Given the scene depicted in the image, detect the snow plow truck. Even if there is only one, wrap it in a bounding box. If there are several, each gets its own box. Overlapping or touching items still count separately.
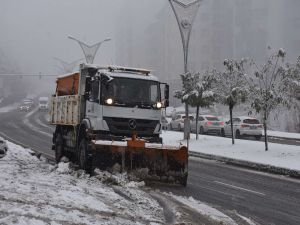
[49,63,188,186]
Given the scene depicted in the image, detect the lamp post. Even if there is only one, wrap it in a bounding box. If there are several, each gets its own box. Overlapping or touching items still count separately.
[53,57,84,73]
[169,0,201,140]
[68,36,111,64]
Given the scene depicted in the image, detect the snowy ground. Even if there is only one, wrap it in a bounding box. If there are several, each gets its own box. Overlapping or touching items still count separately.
[267,130,300,139]
[0,103,18,113]
[0,141,240,225]
[162,131,300,171]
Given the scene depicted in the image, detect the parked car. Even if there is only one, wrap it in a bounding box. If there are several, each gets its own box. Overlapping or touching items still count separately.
[223,116,263,140]
[169,114,194,131]
[191,115,224,135]
[0,137,8,157]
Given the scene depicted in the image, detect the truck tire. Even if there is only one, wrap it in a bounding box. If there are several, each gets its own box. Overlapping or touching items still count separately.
[220,128,225,137]
[78,138,93,173]
[236,130,241,139]
[180,174,188,187]
[199,126,204,134]
[55,134,64,163]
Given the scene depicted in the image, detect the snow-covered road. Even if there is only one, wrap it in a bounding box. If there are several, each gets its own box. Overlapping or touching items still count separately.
[0,141,239,225]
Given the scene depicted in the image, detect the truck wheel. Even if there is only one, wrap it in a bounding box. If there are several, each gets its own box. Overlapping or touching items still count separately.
[199,126,204,134]
[180,174,188,187]
[55,134,64,163]
[236,130,241,139]
[255,135,262,140]
[220,128,225,137]
[78,138,93,173]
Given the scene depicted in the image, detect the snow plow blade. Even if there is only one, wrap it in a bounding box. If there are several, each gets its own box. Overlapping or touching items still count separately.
[91,139,188,186]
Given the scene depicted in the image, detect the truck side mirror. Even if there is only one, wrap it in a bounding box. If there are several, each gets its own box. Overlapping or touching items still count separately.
[164,84,169,107]
[101,73,114,85]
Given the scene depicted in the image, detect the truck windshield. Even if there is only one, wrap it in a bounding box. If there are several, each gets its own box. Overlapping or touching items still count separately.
[101,77,160,108]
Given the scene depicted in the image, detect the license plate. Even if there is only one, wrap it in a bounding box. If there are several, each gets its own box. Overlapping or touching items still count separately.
[250,126,256,129]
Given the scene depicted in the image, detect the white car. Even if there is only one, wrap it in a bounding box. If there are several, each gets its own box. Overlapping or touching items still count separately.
[169,114,194,131]
[0,137,8,157]
[223,116,263,140]
[191,115,224,135]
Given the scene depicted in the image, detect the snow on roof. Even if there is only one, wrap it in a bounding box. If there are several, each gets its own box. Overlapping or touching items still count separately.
[57,64,159,82]
[234,116,259,120]
[57,72,79,79]
[200,114,218,117]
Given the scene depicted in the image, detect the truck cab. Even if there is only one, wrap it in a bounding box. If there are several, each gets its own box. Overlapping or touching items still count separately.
[82,65,169,143]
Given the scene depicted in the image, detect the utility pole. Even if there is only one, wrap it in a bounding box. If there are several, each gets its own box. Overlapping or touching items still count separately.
[68,36,111,64]
[169,0,201,140]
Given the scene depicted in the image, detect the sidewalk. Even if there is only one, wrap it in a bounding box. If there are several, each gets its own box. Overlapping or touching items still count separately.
[162,131,300,177]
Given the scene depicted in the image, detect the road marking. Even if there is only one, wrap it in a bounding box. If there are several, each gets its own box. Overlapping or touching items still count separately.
[214,181,266,196]
[23,117,52,138]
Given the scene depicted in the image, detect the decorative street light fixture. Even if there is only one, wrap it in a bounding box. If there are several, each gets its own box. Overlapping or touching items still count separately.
[68,36,111,64]
[53,57,83,73]
[169,0,201,140]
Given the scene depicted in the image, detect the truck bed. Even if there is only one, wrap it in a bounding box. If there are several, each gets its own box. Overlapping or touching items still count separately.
[49,95,80,126]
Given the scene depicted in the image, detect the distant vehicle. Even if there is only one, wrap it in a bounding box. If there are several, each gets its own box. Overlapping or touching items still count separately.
[0,137,8,157]
[169,114,194,131]
[19,102,34,111]
[191,115,224,135]
[223,116,263,140]
[23,98,35,106]
[38,97,49,111]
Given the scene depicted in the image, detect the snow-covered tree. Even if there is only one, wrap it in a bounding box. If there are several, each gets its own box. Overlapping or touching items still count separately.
[214,59,249,144]
[188,70,216,140]
[281,56,300,132]
[247,48,298,151]
[174,72,195,106]
[174,71,217,140]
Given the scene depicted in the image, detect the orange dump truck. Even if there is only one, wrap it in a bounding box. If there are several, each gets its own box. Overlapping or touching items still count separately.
[49,64,188,186]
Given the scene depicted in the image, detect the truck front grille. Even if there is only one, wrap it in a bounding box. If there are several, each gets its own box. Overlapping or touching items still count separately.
[103,117,159,137]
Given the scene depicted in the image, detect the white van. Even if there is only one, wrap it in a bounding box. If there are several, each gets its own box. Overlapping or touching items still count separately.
[38,97,49,111]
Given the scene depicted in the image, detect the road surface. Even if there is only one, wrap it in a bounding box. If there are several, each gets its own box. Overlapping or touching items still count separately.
[1,107,300,225]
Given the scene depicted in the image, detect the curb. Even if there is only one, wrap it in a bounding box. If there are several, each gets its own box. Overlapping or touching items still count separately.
[268,135,300,142]
[189,151,300,179]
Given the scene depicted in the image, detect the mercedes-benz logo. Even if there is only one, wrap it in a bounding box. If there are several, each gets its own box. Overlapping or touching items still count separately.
[128,119,137,130]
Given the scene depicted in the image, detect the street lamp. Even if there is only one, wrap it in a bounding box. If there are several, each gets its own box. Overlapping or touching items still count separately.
[53,57,84,73]
[169,0,201,140]
[68,36,111,64]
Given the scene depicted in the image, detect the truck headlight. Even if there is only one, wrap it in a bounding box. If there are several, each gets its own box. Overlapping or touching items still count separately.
[156,102,162,109]
[106,98,113,105]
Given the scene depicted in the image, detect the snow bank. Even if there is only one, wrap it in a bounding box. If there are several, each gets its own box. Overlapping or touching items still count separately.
[167,194,238,225]
[162,131,300,171]
[0,141,165,225]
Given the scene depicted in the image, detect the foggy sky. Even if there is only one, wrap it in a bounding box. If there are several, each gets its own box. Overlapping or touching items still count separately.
[0,0,164,74]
